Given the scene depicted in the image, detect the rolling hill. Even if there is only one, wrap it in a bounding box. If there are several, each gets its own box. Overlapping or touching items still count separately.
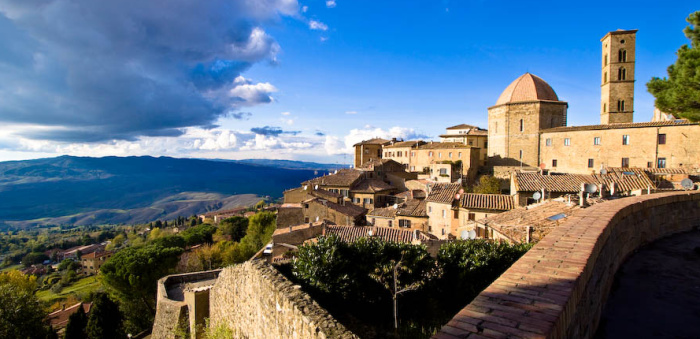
[0,156,322,227]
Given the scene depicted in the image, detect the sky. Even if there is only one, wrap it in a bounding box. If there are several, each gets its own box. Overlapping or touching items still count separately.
[0,0,697,164]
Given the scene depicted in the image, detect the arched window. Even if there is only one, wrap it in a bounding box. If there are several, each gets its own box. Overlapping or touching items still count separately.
[604,71,608,83]
[519,119,524,132]
[604,54,608,66]
[603,103,607,112]
[618,67,626,80]
[618,49,627,62]
[617,100,625,112]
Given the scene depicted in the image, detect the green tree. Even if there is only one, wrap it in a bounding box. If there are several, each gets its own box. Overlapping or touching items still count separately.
[180,224,216,246]
[99,243,182,330]
[86,293,124,339]
[64,305,88,339]
[0,270,52,338]
[218,216,248,242]
[21,252,49,267]
[472,175,502,194]
[647,11,700,122]
[292,236,354,295]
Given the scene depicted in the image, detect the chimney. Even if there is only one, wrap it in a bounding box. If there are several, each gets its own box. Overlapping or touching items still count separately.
[62,304,66,311]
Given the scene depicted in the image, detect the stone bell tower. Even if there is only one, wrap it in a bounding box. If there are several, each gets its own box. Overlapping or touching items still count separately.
[600,29,637,124]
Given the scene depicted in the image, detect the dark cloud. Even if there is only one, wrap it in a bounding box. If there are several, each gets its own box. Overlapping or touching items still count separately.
[0,0,298,142]
[229,112,253,120]
[315,131,326,136]
[251,126,300,136]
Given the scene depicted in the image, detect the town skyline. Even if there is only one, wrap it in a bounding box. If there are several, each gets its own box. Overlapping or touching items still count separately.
[0,1,696,163]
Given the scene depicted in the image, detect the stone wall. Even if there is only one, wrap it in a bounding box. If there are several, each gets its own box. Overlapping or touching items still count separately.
[209,260,358,339]
[433,191,700,339]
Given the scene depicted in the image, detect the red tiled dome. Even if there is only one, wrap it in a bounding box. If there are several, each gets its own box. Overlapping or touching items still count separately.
[495,73,560,106]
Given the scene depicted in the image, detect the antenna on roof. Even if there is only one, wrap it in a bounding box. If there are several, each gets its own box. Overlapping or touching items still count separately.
[393,203,399,209]
[681,178,694,190]
[314,185,319,190]
[303,185,308,191]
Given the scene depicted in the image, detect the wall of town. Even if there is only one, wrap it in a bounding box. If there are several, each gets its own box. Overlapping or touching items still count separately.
[540,124,700,174]
[209,260,358,339]
[354,143,383,168]
[426,201,457,239]
[432,191,700,339]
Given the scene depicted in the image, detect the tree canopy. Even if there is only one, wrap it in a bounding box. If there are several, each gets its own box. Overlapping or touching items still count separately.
[472,175,502,194]
[647,11,700,122]
[0,270,52,338]
[86,293,124,339]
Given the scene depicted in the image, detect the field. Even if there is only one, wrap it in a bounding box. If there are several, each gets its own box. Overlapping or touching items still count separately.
[36,275,103,303]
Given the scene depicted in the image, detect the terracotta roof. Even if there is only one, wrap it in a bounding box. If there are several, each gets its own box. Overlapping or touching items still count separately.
[353,138,391,146]
[459,194,515,211]
[397,199,428,217]
[80,251,112,260]
[439,130,488,137]
[446,124,481,130]
[541,120,696,133]
[643,167,688,175]
[303,169,363,187]
[351,179,394,193]
[310,188,343,200]
[495,73,561,106]
[416,142,472,150]
[48,303,92,329]
[357,158,402,169]
[514,168,655,193]
[367,206,397,218]
[425,182,462,204]
[325,225,437,243]
[383,140,426,148]
[479,201,580,243]
[319,199,367,218]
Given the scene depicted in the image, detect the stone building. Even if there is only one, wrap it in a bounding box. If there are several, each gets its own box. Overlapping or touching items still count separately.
[366,199,429,232]
[425,182,462,239]
[439,124,489,165]
[353,138,391,168]
[487,72,568,168]
[80,251,113,275]
[601,30,636,124]
[302,197,367,226]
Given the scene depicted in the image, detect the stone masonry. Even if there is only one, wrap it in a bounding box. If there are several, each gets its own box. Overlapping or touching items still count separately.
[433,191,700,339]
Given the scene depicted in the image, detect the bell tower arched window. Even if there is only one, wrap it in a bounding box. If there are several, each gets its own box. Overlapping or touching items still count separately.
[519,119,524,132]
[618,67,626,80]
[617,100,625,112]
[618,49,627,62]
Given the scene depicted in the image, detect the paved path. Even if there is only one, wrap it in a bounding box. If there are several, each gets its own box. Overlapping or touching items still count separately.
[595,229,700,338]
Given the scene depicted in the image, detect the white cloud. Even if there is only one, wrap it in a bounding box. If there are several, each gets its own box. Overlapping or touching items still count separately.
[302,5,308,13]
[345,111,357,114]
[281,111,291,116]
[309,20,328,31]
[324,126,430,155]
[326,1,336,8]
[227,76,278,105]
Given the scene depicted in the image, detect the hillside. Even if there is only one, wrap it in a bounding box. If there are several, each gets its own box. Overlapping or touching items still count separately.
[0,156,319,225]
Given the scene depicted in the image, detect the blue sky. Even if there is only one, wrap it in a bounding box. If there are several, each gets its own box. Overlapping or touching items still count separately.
[0,1,696,164]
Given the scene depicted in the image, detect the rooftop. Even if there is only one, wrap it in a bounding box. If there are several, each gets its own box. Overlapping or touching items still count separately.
[514,168,655,193]
[325,225,437,243]
[459,193,515,211]
[352,138,391,146]
[351,179,395,193]
[495,73,562,106]
[383,140,426,148]
[425,182,462,204]
[416,142,473,150]
[541,120,696,133]
[479,200,581,243]
[303,169,363,187]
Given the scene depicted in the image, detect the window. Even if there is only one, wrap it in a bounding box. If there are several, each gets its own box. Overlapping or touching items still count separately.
[411,151,415,157]
[621,158,629,167]
[618,67,626,80]
[363,198,371,205]
[458,152,462,157]
[594,137,601,145]
[428,206,432,213]
[546,138,552,146]
[371,218,376,225]
[399,219,411,228]
[388,220,393,227]
[442,228,445,235]
[495,122,498,133]
[410,166,415,171]
[552,159,558,167]
[442,210,446,218]
[588,159,594,168]
[647,161,653,168]
[439,168,448,175]
[604,71,608,83]
[438,152,442,158]
[449,152,452,158]
[603,103,607,112]
[341,189,349,197]
[604,54,608,66]
[519,119,524,132]
[484,141,488,148]
[468,213,476,221]
[658,134,667,145]
[429,151,433,157]
[617,100,625,112]
[453,210,459,219]
[469,140,474,146]
[564,138,571,146]
[618,49,627,62]
[657,158,667,168]
[622,135,629,145]
[364,149,369,154]
[304,217,309,223]
[519,150,523,159]
[397,151,402,157]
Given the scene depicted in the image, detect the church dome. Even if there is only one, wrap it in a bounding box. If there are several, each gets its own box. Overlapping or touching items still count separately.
[495,73,560,106]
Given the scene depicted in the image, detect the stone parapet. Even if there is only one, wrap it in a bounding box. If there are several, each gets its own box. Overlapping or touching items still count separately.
[433,191,700,339]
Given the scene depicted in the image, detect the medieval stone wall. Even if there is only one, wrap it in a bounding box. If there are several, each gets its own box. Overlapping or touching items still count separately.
[209,260,358,339]
[432,191,700,339]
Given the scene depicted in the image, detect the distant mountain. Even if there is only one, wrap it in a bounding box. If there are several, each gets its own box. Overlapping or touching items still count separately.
[228,159,350,171]
[0,156,318,225]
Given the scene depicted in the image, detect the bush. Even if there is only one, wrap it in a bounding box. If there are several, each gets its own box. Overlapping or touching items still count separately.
[181,224,216,246]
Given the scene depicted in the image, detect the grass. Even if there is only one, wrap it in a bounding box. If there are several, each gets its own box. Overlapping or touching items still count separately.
[36,275,103,303]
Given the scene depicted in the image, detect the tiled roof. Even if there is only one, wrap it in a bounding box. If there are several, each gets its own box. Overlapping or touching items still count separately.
[322,200,367,218]
[353,138,391,146]
[357,158,402,169]
[495,73,561,106]
[80,251,112,260]
[416,142,472,150]
[367,206,397,218]
[303,169,363,187]
[383,140,426,148]
[325,225,437,243]
[397,199,428,217]
[425,182,462,203]
[351,179,394,193]
[514,168,655,193]
[439,130,488,137]
[541,120,696,133]
[446,124,481,130]
[479,201,580,243]
[642,167,688,175]
[459,194,515,211]
[310,188,343,200]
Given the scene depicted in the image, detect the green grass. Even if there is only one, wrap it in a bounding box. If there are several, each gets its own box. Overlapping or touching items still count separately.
[36,275,103,303]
